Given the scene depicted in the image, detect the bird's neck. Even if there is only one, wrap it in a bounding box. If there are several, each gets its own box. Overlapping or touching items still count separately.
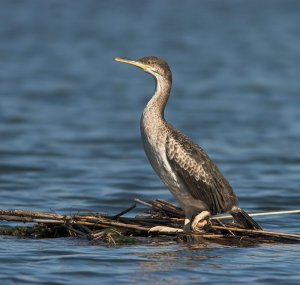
[143,75,172,122]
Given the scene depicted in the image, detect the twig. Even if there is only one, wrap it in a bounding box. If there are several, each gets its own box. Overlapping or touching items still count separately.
[134,199,153,208]
[64,224,87,238]
[0,210,67,220]
[212,209,300,220]
[0,210,151,232]
[210,225,300,239]
[112,203,136,220]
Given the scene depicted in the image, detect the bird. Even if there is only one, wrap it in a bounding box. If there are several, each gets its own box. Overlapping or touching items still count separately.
[115,56,262,233]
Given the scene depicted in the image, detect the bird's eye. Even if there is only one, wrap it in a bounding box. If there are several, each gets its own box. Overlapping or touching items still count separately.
[147,61,151,64]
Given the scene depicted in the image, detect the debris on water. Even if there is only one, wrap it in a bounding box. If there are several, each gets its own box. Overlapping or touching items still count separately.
[1,200,300,246]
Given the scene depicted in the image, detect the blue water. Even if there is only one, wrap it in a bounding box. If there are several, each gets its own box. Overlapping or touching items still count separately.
[1,1,300,284]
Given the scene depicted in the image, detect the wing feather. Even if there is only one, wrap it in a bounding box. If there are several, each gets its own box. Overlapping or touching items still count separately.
[166,125,238,214]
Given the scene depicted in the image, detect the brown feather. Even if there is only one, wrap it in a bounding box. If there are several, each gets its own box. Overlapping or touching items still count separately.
[165,123,238,215]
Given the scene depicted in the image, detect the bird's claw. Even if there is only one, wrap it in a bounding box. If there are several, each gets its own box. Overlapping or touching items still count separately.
[191,219,208,232]
[190,210,211,232]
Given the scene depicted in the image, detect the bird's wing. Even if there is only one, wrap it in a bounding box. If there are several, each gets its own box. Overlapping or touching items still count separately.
[165,125,237,214]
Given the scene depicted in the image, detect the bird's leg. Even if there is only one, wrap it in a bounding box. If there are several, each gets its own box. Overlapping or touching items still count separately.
[191,211,210,232]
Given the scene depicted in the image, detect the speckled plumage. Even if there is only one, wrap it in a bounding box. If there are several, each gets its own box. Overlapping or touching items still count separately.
[165,125,238,215]
[117,56,262,231]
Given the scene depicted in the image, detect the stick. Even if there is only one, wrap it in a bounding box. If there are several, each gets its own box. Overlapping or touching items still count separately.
[210,225,300,239]
[112,203,136,220]
[0,209,67,220]
[134,198,153,208]
[212,209,300,220]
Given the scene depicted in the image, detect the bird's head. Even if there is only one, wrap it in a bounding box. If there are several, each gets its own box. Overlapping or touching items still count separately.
[115,56,172,82]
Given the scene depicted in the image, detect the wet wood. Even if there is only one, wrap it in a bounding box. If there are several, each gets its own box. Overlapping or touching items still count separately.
[0,199,300,245]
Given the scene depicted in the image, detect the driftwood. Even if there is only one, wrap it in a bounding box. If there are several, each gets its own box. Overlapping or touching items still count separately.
[0,199,300,246]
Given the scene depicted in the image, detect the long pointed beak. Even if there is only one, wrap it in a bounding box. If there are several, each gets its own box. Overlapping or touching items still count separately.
[115,57,150,71]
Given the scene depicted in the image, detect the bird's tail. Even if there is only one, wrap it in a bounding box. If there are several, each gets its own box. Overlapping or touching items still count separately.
[231,208,262,230]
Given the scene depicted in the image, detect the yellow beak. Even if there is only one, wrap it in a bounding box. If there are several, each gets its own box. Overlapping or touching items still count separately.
[115,57,150,71]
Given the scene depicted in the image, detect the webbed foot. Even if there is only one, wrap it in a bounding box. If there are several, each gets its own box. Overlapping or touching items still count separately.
[191,211,211,232]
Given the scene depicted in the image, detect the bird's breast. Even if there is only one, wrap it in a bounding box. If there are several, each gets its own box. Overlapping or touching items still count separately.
[140,115,178,190]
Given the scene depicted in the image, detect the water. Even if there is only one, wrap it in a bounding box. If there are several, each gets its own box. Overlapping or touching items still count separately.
[0,0,300,284]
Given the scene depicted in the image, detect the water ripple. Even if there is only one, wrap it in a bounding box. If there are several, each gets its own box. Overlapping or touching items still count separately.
[0,0,300,284]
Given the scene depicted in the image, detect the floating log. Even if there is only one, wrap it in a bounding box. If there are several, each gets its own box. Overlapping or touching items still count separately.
[0,199,300,245]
